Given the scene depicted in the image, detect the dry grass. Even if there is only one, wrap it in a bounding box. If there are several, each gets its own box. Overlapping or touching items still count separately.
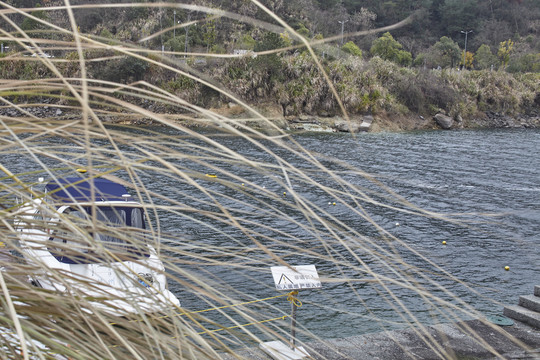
[0,1,534,359]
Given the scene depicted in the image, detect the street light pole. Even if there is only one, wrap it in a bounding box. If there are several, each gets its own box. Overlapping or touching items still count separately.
[461,30,473,69]
[184,13,191,58]
[338,20,349,46]
[174,10,176,38]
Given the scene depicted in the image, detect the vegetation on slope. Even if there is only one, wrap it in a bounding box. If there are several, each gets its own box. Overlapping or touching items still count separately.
[0,0,539,128]
[1,2,539,359]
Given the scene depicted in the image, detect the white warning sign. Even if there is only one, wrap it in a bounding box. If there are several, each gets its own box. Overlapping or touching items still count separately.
[271,265,322,291]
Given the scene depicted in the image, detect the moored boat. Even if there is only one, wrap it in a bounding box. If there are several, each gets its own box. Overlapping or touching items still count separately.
[14,173,180,316]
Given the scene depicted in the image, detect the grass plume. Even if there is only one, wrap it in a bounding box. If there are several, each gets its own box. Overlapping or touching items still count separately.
[0,1,535,359]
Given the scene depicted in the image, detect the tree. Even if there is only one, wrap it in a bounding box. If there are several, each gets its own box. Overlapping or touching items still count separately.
[371,32,399,59]
[316,0,341,11]
[370,32,412,66]
[440,0,480,35]
[240,34,257,50]
[203,15,217,53]
[475,44,498,70]
[252,32,285,83]
[20,4,47,31]
[295,23,310,38]
[461,51,474,69]
[164,36,185,53]
[350,7,377,31]
[498,39,514,69]
[429,36,461,68]
[507,53,540,73]
[342,41,362,57]
[280,31,292,47]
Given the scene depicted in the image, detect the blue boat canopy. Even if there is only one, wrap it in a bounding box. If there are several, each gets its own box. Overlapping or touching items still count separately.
[45,177,130,202]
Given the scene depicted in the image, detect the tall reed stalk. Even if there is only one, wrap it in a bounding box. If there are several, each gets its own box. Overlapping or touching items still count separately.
[0,1,531,359]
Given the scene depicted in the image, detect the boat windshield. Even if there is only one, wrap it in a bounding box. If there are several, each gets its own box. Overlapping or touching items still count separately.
[49,206,150,264]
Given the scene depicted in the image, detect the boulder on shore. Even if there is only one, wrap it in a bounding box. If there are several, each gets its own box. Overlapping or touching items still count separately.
[334,115,372,133]
[434,113,454,129]
[334,119,361,133]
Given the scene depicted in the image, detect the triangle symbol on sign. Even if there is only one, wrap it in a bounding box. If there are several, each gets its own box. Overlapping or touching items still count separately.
[278,273,294,284]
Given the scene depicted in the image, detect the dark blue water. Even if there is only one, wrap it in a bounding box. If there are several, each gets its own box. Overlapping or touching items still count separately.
[154,128,539,342]
[3,127,539,344]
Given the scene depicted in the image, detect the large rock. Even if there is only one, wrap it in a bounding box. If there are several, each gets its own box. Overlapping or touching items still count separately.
[434,113,454,129]
[333,118,366,133]
[359,115,373,131]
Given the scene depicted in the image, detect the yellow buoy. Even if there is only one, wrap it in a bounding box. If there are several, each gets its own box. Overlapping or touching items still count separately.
[332,202,336,206]
[283,192,286,196]
[76,168,87,173]
[442,241,447,245]
[205,174,217,178]
[504,266,510,271]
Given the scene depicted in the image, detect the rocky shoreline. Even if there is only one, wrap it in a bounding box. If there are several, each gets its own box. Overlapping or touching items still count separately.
[1,104,539,133]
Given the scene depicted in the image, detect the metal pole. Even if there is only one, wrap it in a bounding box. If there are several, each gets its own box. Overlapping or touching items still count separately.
[184,14,190,58]
[338,20,348,46]
[461,30,473,69]
[290,294,297,349]
[173,10,176,38]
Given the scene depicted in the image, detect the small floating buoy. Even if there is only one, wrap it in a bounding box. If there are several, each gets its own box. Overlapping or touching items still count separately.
[241,183,244,186]
[332,202,336,206]
[442,241,447,245]
[205,174,217,178]
[283,192,287,196]
[76,168,87,173]
[504,266,510,271]
[395,222,400,226]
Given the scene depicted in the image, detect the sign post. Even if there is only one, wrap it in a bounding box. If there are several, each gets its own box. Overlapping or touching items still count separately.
[259,265,321,360]
[290,293,297,348]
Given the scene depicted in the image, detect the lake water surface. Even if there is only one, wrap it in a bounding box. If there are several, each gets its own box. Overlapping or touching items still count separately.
[159,128,539,340]
[5,127,539,342]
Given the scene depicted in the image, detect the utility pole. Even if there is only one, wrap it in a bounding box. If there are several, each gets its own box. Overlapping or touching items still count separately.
[173,10,176,38]
[461,30,473,69]
[338,19,349,46]
[184,13,191,58]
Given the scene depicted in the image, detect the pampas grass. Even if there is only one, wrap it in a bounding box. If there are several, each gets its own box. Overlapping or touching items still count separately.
[0,1,534,359]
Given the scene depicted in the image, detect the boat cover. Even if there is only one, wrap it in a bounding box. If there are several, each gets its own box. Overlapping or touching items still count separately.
[45,177,129,202]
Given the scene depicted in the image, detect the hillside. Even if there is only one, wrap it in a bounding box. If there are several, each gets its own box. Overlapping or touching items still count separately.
[0,0,539,131]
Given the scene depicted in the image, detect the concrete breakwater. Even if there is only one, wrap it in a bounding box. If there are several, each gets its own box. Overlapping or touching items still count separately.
[221,286,540,360]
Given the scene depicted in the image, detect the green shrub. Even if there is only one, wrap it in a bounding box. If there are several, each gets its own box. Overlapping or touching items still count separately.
[342,41,362,58]
[91,56,149,83]
[507,53,540,73]
[427,36,461,69]
[391,70,459,114]
[240,34,256,50]
[164,37,185,53]
[475,44,498,70]
[20,6,47,31]
[370,32,412,66]
[210,44,226,54]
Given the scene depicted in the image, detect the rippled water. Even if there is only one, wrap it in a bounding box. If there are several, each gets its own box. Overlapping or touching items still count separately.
[4,127,539,341]
[158,128,539,340]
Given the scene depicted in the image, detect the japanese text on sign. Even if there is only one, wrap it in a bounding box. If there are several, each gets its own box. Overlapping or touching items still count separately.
[270,265,322,291]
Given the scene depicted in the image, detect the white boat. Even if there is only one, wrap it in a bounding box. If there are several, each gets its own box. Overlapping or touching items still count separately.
[14,174,180,316]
